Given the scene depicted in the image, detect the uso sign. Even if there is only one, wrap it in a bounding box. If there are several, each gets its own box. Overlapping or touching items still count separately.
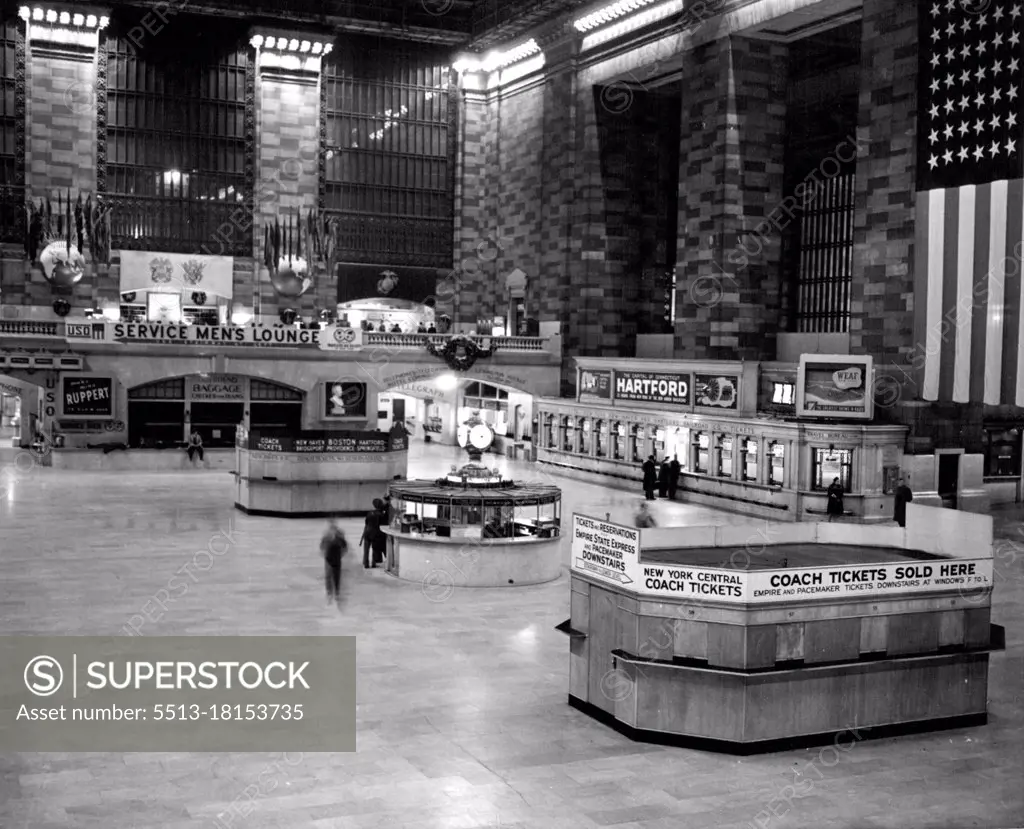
[61,375,114,418]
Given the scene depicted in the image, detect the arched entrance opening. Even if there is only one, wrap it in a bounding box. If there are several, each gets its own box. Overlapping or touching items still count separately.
[380,371,535,457]
[127,375,304,448]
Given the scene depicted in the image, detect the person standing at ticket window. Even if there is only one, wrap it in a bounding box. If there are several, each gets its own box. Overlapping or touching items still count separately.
[826,477,844,522]
[658,457,671,498]
[668,456,681,500]
[893,476,913,528]
[642,455,657,500]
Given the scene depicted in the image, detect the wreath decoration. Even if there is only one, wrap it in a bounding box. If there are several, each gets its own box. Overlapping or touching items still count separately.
[426,334,497,372]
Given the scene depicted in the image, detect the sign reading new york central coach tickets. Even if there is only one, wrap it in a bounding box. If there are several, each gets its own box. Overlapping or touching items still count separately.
[0,637,356,752]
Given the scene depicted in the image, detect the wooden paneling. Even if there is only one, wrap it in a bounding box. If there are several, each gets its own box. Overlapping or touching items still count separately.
[746,625,778,669]
[635,667,746,741]
[568,581,590,701]
[636,613,677,661]
[860,614,888,653]
[887,612,941,656]
[707,623,748,669]
[804,617,861,663]
[673,618,709,660]
[938,610,965,647]
[776,622,805,661]
[964,607,992,647]
[587,587,620,714]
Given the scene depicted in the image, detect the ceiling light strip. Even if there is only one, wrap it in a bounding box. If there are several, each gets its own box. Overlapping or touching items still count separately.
[574,0,663,32]
[19,6,108,29]
[250,34,333,55]
[580,0,684,50]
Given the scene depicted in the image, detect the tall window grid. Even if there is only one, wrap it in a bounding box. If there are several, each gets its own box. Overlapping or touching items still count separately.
[792,167,855,332]
[323,42,455,268]
[103,31,251,254]
[0,17,23,244]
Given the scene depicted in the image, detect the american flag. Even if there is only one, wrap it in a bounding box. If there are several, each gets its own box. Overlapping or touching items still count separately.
[915,0,1024,404]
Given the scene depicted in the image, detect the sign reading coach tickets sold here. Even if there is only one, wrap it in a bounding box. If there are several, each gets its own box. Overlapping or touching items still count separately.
[570,514,994,604]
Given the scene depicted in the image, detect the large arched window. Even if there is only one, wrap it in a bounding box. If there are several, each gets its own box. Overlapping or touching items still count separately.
[101,14,254,254]
[0,15,24,244]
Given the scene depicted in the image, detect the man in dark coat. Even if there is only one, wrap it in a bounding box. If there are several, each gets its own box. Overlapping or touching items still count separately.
[893,477,913,527]
[321,518,346,603]
[668,456,682,500]
[658,458,671,498]
[642,455,657,500]
[360,500,384,569]
[826,477,844,522]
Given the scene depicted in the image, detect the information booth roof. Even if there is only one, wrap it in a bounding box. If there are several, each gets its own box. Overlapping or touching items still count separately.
[389,479,561,507]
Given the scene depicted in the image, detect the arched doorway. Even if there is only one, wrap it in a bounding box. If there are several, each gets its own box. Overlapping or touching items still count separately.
[127,375,304,448]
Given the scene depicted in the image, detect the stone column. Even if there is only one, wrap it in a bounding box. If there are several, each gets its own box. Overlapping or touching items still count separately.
[676,35,788,361]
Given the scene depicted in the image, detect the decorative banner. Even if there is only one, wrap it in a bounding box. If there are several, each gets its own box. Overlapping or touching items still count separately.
[188,374,245,402]
[119,251,235,299]
[61,375,114,418]
[324,382,367,419]
[336,263,442,304]
[578,369,612,402]
[694,374,739,409]
[614,371,690,406]
[797,355,874,420]
[248,429,406,453]
[109,323,321,349]
[319,325,364,352]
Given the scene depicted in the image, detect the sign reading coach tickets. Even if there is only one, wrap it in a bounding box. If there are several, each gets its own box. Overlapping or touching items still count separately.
[570,514,640,587]
[0,636,356,752]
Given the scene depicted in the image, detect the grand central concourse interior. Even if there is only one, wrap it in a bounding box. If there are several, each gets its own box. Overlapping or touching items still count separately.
[1,0,1022,827]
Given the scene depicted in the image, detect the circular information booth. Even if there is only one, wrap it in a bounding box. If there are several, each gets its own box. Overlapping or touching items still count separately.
[382,470,563,588]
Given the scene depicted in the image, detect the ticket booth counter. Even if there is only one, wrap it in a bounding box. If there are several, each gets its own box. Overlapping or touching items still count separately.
[565,506,1002,753]
[382,480,563,587]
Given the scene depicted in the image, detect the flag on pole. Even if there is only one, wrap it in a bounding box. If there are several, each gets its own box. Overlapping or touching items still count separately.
[915,0,1024,405]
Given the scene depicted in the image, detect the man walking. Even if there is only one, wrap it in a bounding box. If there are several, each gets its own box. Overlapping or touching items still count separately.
[321,518,347,604]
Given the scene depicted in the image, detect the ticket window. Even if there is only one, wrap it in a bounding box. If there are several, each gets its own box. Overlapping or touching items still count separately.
[665,427,685,462]
[595,420,607,458]
[741,438,759,482]
[654,427,666,459]
[580,419,592,455]
[613,422,626,460]
[692,432,709,474]
[545,414,557,449]
[813,447,852,491]
[768,441,785,486]
[631,424,645,462]
[717,435,733,478]
[562,417,576,452]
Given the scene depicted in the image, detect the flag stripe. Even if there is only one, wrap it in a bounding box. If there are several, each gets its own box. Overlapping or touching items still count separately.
[969,183,992,405]
[1003,179,1023,406]
[953,186,975,403]
[922,189,945,401]
[939,189,960,402]
[984,180,1009,405]
[913,191,932,397]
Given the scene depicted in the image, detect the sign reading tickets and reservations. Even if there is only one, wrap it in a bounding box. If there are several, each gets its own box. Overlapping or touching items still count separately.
[570,515,993,604]
[60,376,114,418]
[613,371,690,405]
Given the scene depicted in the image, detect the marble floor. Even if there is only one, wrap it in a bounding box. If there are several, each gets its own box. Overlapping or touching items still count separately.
[0,441,1022,828]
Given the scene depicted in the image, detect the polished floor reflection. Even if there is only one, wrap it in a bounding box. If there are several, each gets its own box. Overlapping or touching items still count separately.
[0,442,1021,828]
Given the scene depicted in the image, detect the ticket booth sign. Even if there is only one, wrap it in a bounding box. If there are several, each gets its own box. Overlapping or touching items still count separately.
[796,355,874,420]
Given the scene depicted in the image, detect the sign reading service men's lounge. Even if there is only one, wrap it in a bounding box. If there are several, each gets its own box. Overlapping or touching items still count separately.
[61,376,114,418]
[614,371,690,405]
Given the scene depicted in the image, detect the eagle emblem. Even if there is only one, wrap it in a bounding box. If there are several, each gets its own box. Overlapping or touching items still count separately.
[181,259,206,285]
[149,257,174,284]
[377,270,398,295]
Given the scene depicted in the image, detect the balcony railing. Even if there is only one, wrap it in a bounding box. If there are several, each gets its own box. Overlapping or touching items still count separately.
[0,319,555,354]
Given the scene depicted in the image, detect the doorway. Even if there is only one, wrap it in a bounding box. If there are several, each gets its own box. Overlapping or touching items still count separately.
[392,397,406,431]
[938,453,960,509]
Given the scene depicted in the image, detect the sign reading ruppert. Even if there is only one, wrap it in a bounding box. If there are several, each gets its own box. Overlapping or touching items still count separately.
[0,636,356,752]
